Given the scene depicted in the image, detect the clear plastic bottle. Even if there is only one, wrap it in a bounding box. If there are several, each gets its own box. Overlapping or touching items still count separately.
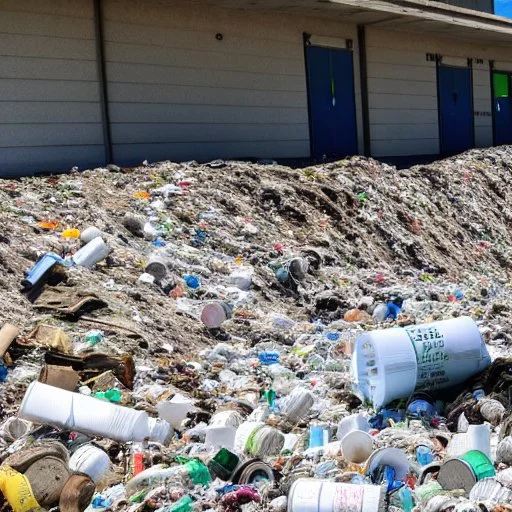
[125,459,210,494]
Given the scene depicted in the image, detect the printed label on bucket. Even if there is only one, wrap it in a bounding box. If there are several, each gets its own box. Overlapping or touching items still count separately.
[334,485,364,512]
[405,325,450,391]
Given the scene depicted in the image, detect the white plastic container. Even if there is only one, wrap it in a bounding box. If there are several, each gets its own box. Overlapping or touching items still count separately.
[337,414,371,440]
[448,424,491,459]
[205,426,236,450]
[80,227,103,244]
[341,431,374,464]
[351,317,491,408]
[69,444,111,483]
[72,237,110,268]
[19,382,170,443]
[157,394,194,430]
[287,478,383,512]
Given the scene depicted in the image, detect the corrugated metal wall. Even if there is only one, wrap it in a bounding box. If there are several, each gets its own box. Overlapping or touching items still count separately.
[102,0,363,165]
[0,0,104,176]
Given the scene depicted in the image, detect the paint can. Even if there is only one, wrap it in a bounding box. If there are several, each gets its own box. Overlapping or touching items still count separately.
[287,478,384,512]
[438,450,496,493]
[200,302,233,329]
[351,316,491,408]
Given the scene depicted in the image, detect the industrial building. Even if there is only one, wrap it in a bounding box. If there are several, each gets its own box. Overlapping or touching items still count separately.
[1,0,512,175]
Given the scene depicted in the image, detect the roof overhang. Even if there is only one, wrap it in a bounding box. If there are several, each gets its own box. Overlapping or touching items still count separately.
[180,0,512,45]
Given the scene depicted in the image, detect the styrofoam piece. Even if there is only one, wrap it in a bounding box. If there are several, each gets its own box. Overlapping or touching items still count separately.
[351,317,491,408]
[19,381,168,443]
[72,237,110,268]
[157,394,194,430]
[69,444,110,483]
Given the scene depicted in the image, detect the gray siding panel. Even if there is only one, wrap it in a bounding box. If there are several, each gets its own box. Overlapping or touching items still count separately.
[104,0,362,162]
[112,140,308,165]
[0,146,105,177]
[0,0,104,176]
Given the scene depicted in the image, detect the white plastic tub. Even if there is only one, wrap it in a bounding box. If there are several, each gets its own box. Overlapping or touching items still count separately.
[351,316,491,408]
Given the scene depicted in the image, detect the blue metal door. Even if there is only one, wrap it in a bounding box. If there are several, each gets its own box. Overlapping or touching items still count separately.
[306,46,357,160]
[438,65,473,155]
[493,72,512,146]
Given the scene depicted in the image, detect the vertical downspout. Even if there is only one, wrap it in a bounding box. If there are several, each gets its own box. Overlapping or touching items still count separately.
[94,0,112,164]
[357,25,371,157]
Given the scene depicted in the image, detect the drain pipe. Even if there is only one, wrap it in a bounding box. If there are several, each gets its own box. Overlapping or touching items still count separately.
[94,0,113,164]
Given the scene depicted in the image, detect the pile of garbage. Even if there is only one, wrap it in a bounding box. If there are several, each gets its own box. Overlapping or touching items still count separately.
[0,146,512,511]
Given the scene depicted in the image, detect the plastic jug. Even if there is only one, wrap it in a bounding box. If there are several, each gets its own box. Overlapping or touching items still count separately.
[351,316,491,408]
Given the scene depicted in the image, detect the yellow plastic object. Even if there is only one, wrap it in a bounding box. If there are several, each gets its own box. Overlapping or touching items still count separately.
[61,228,81,239]
[132,191,150,200]
[0,465,42,512]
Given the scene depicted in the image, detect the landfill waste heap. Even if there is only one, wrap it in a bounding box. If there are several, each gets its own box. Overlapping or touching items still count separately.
[0,146,511,511]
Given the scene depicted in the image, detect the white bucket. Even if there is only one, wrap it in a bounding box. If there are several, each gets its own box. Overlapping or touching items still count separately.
[205,426,236,450]
[69,444,110,483]
[19,381,170,443]
[72,237,110,268]
[337,414,371,440]
[157,394,194,430]
[341,431,374,464]
[351,316,491,408]
[287,478,383,512]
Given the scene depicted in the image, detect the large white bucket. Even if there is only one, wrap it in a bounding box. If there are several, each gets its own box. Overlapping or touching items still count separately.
[19,382,170,443]
[351,316,491,408]
[287,478,383,512]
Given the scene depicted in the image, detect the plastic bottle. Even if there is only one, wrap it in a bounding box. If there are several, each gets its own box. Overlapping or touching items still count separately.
[416,445,434,465]
[72,237,109,268]
[125,460,211,494]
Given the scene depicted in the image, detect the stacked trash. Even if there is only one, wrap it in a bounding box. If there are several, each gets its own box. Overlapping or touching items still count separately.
[0,147,512,511]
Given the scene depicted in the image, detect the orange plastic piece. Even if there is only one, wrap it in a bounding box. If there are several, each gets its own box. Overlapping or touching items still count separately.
[37,221,59,230]
[132,191,150,200]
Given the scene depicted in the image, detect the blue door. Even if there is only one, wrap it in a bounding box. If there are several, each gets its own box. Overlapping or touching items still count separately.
[306,46,357,160]
[438,65,473,155]
[493,72,512,146]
